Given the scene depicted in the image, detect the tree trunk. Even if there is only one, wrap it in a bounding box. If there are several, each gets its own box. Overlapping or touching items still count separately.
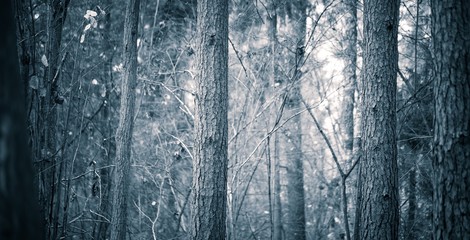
[160,155,179,239]
[284,1,307,239]
[341,0,358,161]
[110,0,140,239]
[341,1,358,239]
[13,0,34,101]
[405,160,416,240]
[0,1,44,238]
[272,134,283,240]
[266,1,283,239]
[431,0,470,239]
[352,163,362,240]
[358,0,399,239]
[191,0,229,239]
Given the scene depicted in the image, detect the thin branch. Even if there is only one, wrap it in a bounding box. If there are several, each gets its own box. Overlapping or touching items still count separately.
[396,78,432,113]
[345,155,361,179]
[139,78,195,120]
[301,96,345,177]
[229,37,248,76]
[133,201,153,223]
[89,209,110,223]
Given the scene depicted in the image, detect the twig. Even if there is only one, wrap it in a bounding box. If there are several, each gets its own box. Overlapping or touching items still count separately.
[301,96,344,177]
[229,37,248,77]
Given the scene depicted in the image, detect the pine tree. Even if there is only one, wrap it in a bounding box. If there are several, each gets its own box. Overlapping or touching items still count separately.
[431,0,470,238]
[357,0,400,239]
[110,0,140,239]
[191,0,229,239]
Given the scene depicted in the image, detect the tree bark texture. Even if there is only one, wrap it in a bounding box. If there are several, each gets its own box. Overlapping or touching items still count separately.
[358,0,400,239]
[14,0,34,100]
[191,0,229,239]
[284,1,307,239]
[110,0,140,239]
[431,0,470,239]
[0,1,44,239]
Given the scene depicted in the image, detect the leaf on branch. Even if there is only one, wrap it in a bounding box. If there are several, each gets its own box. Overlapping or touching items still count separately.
[100,84,106,98]
[84,10,97,19]
[84,23,91,31]
[41,55,48,67]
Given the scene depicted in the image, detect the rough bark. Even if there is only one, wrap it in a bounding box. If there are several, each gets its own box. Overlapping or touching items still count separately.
[110,0,140,239]
[191,0,229,239]
[0,1,44,238]
[284,1,307,239]
[431,0,470,239]
[353,134,363,240]
[13,0,34,100]
[358,0,400,239]
[353,162,362,240]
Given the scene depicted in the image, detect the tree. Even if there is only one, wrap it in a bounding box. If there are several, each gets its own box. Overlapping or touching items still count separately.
[357,0,400,239]
[341,0,358,161]
[110,0,140,239]
[284,1,307,239]
[266,1,283,239]
[0,0,43,238]
[431,0,470,239]
[340,1,358,239]
[191,0,229,239]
